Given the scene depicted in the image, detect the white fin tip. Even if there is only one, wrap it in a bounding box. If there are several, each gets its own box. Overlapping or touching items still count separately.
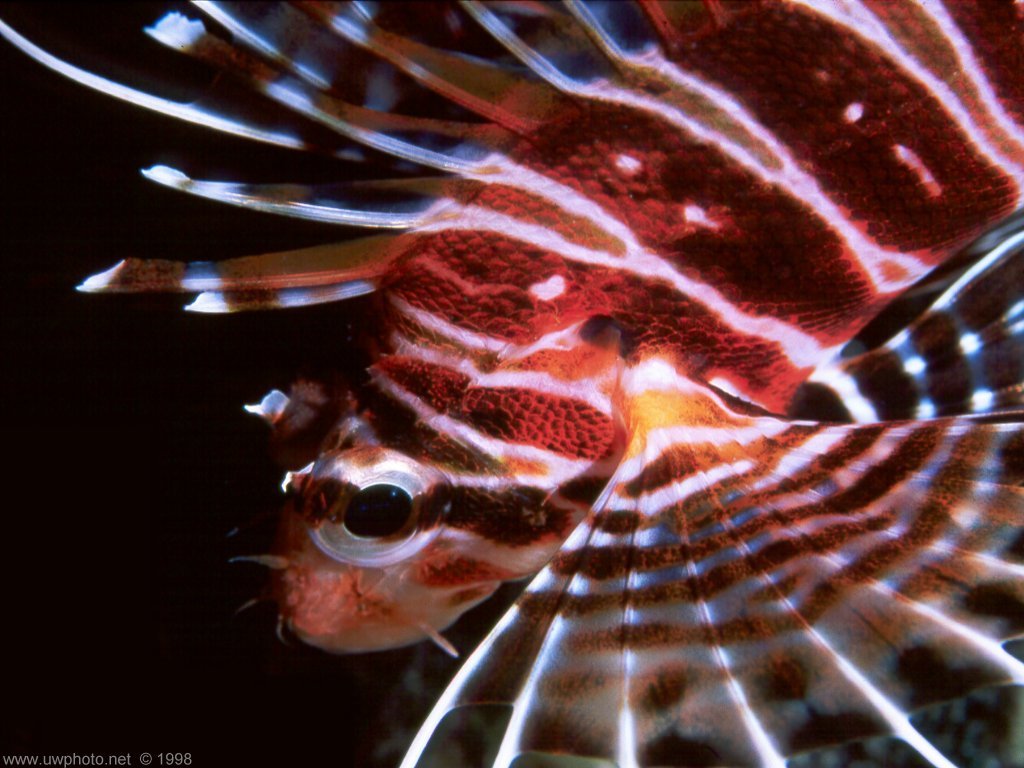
[145,13,206,49]
[76,260,126,292]
[185,292,228,313]
[142,165,191,186]
[244,390,290,422]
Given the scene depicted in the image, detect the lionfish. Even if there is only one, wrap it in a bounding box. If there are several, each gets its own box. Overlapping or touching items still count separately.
[4,1,1023,766]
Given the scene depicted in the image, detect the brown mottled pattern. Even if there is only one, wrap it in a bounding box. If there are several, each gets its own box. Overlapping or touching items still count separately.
[447,394,1024,764]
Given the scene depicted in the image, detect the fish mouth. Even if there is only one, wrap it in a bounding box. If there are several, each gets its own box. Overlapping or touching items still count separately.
[273,509,491,656]
[277,562,476,656]
[276,559,418,653]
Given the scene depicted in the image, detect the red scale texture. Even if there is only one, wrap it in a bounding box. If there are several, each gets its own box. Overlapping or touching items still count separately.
[513,106,877,340]
[460,387,615,462]
[668,3,1017,256]
[390,231,588,343]
[374,356,471,413]
[375,357,616,460]
[360,386,502,474]
[391,227,815,407]
[465,183,628,256]
[612,278,804,405]
[397,236,815,405]
[413,229,569,293]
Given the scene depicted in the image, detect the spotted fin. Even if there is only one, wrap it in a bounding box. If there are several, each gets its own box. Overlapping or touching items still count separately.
[403,359,1024,767]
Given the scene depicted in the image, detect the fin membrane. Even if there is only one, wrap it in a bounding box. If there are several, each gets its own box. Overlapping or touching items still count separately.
[403,365,1024,768]
[804,224,1024,422]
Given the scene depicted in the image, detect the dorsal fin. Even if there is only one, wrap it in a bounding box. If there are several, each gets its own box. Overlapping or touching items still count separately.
[7,0,1024,348]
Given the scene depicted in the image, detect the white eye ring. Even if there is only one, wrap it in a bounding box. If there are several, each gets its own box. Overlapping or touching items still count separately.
[299,447,449,568]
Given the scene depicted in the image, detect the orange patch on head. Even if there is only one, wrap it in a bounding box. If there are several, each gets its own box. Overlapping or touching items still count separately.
[634,389,736,430]
[511,345,620,382]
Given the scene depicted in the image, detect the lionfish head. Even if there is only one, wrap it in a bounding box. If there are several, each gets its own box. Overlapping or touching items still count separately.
[274,439,467,654]
[255,313,628,654]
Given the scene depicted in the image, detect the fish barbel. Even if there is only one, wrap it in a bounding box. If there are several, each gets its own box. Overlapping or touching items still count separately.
[3,2,1024,766]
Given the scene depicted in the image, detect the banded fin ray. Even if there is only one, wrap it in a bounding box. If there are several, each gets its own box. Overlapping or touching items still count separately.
[291,1,565,133]
[143,11,505,173]
[806,224,1024,423]
[139,165,462,229]
[78,235,401,313]
[0,14,359,159]
[402,357,1024,767]
[7,0,1024,400]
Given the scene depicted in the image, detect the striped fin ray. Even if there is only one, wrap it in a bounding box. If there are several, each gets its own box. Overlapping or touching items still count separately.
[804,223,1024,422]
[166,2,547,164]
[402,357,1024,767]
[461,0,624,90]
[78,235,401,312]
[143,11,509,173]
[0,14,331,155]
[138,165,467,229]
[6,1,1024,410]
[291,1,566,132]
[0,4,552,310]
[189,1,547,143]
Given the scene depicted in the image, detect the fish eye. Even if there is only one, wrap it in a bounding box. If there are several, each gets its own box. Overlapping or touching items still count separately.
[297,448,449,567]
[344,484,414,538]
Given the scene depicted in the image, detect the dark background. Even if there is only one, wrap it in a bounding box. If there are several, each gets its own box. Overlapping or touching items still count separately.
[0,4,510,764]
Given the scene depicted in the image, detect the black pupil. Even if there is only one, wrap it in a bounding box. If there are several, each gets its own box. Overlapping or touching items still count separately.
[344,485,414,538]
